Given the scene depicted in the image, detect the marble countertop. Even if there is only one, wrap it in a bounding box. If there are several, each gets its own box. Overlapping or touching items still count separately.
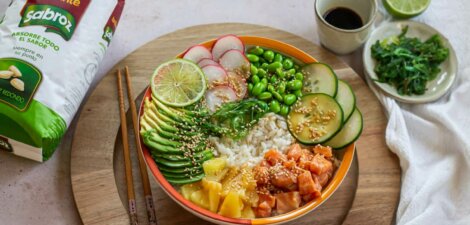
[0,0,456,224]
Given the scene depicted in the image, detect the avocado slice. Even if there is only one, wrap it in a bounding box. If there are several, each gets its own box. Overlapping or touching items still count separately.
[165,173,205,185]
[146,131,182,148]
[158,164,202,174]
[153,150,213,168]
[161,170,204,179]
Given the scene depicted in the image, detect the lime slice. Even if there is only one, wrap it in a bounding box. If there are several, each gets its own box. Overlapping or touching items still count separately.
[151,59,206,107]
[383,0,430,19]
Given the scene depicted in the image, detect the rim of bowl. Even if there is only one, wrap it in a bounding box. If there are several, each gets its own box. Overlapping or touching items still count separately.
[139,36,356,225]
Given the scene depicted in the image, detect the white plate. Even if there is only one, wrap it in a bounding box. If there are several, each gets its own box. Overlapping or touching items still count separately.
[363,21,458,103]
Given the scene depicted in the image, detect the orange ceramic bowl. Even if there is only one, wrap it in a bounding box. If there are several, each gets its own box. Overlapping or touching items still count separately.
[139,36,355,225]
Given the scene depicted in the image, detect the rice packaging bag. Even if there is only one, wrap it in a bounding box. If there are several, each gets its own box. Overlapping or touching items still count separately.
[0,0,125,161]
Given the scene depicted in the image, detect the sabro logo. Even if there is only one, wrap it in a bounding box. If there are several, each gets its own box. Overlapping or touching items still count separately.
[23,7,73,32]
[19,5,76,41]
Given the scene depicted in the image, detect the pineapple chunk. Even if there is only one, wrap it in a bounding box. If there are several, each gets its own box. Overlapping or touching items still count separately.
[241,189,259,207]
[218,191,244,218]
[241,205,256,219]
[201,178,222,212]
[180,182,202,200]
[190,189,210,210]
[203,157,227,176]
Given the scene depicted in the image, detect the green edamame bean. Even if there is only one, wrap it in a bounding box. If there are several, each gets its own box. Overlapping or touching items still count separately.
[263,50,275,62]
[251,75,260,84]
[258,68,267,77]
[272,91,283,101]
[249,46,264,55]
[294,64,300,70]
[283,58,294,69]
[267,84,275,93]
[270,75,277,83]
[294,89,302,98]
[283,94,297,106]
[250,64,258,76]
[246,54,259,63]
[261,63,269,70]
[286,68,296,75]
[258,92,272,100]
[248,83,253,93]
[287,80,302,91]
[269,100,281,113]
[278,82,286,94]
[252,62,260,67]
[275,68,285,79]
[295,72,304,81]
[259,57,266,64]
[268,62,283,72]
[280,105,290,116]
[252,82,266,96]
[274,53,283,62]
[289,80,303,90]
[261,78,268,86]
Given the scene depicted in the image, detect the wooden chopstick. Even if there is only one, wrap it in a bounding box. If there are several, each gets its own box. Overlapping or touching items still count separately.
[117,69,139,225]
[124,66,158,225]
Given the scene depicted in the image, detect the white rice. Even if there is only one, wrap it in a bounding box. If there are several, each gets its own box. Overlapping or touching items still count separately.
[209,113,296,167]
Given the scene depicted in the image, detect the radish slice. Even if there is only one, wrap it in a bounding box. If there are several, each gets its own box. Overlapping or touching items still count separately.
[219,49,250,76]
[183,45,212,63]
[202,65,228,87]
[198,58,219,68]
[211,34,245,61]
[227,72,248,99]
[205,85,238,112]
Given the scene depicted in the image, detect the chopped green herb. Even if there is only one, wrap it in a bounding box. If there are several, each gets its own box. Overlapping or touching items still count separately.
[371,26,449,95]
[203,99,269,139]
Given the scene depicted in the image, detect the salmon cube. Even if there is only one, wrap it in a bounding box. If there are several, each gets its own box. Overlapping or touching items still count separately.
[258,193,276,208]
[298,171,315,195]
[255,201,272,218]
[312,144,333,158]
[253,165,270,185]
[264,149,287,166]
[309,154,333,175]
[271,167,297,190]
[302,175,322,201]
[275,192,302,214]
[286,144,302,161]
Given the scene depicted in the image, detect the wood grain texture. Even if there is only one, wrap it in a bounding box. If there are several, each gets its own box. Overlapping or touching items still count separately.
[71,23,400,225]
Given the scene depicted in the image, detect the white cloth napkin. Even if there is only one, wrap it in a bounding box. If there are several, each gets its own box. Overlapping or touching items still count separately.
[368,1,470,224]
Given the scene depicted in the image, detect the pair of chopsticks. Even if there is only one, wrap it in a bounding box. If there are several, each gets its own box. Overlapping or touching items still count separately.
[117,67,158,225]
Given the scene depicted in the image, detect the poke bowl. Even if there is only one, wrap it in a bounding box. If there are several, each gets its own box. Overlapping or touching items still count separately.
[138,35,362,225]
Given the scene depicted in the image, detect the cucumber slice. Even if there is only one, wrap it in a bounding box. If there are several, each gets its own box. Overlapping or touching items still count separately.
[287,93,343,144]
[335,80,356,122]
[301,63,338,97]
[324,107,363,149]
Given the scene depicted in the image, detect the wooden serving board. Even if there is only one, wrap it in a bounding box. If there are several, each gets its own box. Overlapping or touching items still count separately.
[71,23,400,225]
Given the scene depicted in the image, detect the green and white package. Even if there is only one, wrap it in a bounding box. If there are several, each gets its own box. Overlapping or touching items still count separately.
[0,0,125,161]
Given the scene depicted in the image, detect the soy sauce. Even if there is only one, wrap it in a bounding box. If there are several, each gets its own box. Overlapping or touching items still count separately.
[323,7,363,30]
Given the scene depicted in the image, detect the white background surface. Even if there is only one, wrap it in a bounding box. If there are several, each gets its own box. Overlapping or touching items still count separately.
[0,0,464,224]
